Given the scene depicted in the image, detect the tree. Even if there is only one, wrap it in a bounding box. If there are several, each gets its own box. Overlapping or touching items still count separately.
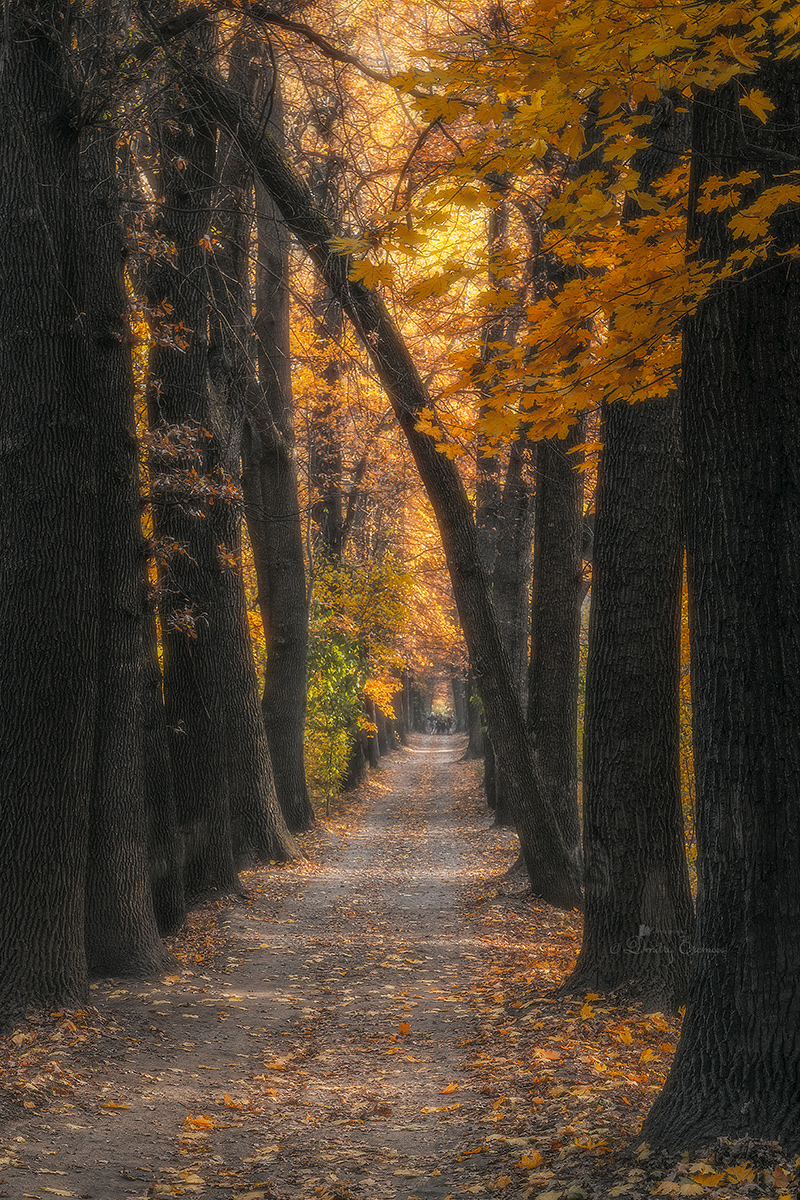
[0,3,96,1024]
[146,36,295,899]
[641,59,800,1148]
[527,423,585,865]
[564,98,694,1011]
[189,65,583,911]
[80,111,166,977]
[241,57,315,833]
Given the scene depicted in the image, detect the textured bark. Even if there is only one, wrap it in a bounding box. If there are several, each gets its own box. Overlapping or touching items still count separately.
[376,708,391,756]
[192,69,582,909]
[142,611,186,936]
[493,441,534,704]
[251,169,314,832]
[643,65,800,1149]
[565,398,692,1009]
[450,668,468,733]
[462,671,484,760]
[365,699,381,768]
[80,123,166,976]
[527,422,585,865]
[0,12,95,1021]
[563,94,693,1011]
[206,54,298,867]
[147,62,239,899]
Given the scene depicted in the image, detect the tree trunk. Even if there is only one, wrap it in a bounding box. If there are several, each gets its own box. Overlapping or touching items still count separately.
[189,70,582,909]
[143,610,186,935]
[462,671,484,760]
[642,65,800,1148]
[147,65,240,900]
[80,122,166,976]
[365,699,381,768]
[564,398,692,1009]
[0,12,95,1022]
[376,708,391,756]
[564,97,693,1009]
[527,422,585,865]
[493,440,534,704]
[251,169,314,832]
[206,48,299,867]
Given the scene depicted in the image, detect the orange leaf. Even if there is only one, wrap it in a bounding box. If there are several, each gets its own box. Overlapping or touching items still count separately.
[439,1083,459,1094]
[184,1115,213,1130]
[223,1094,243,1110]
[398,1022,411,1036]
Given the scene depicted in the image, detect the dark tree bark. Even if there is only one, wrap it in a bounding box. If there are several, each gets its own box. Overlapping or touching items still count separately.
[493,440,534,704]
[376,708,391,756]
[205,46,299,868]
[0,7,95,1023]
[462,671,485,760]
[142,610,186,935]
[365,698,381,768]
[563,94,693,1011]
[147,67,242,900]
[191,69,583,909]
[249,169,314,832]
[642,64,800,1148]
[564,397,692,1009]
[450,667,468,733]
[527,421,585,864]
[80,122,166,976]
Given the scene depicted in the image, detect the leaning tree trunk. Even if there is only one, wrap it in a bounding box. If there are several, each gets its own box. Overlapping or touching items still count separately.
[0,11,95,1023]
[527,422,585,865]
[190,68,583,910]
[643,64,800,1149]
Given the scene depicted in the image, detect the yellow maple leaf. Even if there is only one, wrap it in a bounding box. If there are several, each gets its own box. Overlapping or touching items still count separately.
[726,1164,756,1182]
[739,90,776,124]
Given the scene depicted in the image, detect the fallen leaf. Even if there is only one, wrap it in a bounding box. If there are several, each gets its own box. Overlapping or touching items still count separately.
[398,1022,411,1036]
[439,1082,459,1094]
[516,1152,544,1169]
[183,1115,213,1130]
[101,1101,130,1110]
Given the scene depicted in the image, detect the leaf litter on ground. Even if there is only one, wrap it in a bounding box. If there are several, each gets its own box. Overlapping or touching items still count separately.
[0,736,797,1200]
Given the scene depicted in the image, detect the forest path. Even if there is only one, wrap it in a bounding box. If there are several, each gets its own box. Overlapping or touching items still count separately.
[2,734,543,1200]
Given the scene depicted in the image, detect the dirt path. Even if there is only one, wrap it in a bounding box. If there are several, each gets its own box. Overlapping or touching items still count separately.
[1,735,531,1200]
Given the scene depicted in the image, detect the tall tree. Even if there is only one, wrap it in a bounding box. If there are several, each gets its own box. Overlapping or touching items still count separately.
[565,97,693,1009]
[0,1,96,1024]
[527,422,585,864]
[147,33,295,899]
[189,67,583,910]
[250,165,314,831]
[642,61,800,1147]
[80,111,166,976]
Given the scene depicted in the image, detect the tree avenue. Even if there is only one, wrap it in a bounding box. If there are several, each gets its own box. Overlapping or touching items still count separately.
[0,0,798,1167]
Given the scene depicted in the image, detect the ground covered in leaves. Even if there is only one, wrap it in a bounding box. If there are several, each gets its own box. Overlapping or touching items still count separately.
[1,735,797,1200]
